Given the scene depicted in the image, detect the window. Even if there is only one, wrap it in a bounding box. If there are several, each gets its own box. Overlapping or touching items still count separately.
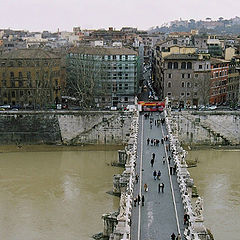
[20,90,24,97]
[173,62,178,69]
[181,92,185,96]
[167,92,172,96]
[187,92,190,96]
[11,91,15,98]
[194,92,197,96]
[187,82,191,88]
[125,73,128,79]
[167,82,172,88]
[124,97,128,102]
[181,62,186,69]
[108,55,111,60]
[168,62,173,69]
[195,73,198,78]
[187,73,191,78]
[113,55,116,60]
[2,80,6,87]
[119,55,122,61]
[10,72,14,79]
[181,73,185,79]
[168,73,172,78]
[125,64,129,69]
[27,72,31,80]
[173,39,177,44]
[125,55,128,60]
[119,83,122,90]
[187,62,192,69]
[199,64,203,69]
[125,83,129,90]
[181,82,185,88]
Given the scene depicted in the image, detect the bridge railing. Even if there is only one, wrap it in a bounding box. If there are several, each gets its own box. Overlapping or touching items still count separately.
[110,111,139,240]
[164,106,208,240]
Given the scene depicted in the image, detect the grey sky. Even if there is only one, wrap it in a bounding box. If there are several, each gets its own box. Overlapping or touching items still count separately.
[0,0,239,32]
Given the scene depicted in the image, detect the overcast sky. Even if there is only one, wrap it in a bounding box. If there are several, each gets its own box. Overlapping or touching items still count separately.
[0,0,239,32]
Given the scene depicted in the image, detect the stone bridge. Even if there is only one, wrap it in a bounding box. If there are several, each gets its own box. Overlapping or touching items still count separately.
[101,106,211,240]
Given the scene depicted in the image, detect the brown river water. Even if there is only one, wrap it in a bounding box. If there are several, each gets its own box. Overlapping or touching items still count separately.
[187,149,240,240]
[0,145,122,240]
[0,146,239,240]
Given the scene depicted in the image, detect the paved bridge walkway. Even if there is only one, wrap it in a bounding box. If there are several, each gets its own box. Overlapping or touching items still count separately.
[131,112,185,240]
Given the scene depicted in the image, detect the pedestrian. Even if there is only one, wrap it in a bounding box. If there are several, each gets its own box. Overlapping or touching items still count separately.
[152,153,155,160]
[184,213,189,225]
[176,233,181,240]
[150,123,152,129]
[144,183,148,192]
[161,182,164,193]
[134,197,137,207]
[156,139,160,146]
[150,158,154,167]
[173,164,177,175]
[147,138,150,145]
[137,195,141,205]
[135,175,139,183]
[157,170,161,180]
[171,233,176,240]
[142,195,145,206]
[162,156,166,165]
[170,166,173,175]
[155,120,157,126]
[150,139,153,146]
[153,170,157,180]
[161,138,164,144]
[168,156,171,164]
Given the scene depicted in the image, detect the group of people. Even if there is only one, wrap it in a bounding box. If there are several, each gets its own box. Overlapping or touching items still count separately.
[147,138,160,146]
[133,194,145,207]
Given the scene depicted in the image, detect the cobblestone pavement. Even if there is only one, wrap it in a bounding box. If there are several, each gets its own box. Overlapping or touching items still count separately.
[131,112,185,240]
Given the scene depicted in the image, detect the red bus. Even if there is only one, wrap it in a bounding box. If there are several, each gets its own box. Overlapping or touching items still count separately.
[138,101,165,112]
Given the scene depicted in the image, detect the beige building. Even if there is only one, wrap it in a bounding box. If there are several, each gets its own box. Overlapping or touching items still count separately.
[0,49,63,109]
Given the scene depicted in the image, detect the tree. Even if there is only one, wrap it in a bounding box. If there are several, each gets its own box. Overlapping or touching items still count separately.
[66,53,108,109]
[193,72,211,106]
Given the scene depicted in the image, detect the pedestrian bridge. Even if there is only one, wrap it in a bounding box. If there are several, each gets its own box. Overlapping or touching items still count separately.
[103,106,210,240]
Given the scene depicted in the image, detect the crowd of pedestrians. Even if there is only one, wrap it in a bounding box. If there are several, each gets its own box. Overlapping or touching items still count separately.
[132,111,183,239]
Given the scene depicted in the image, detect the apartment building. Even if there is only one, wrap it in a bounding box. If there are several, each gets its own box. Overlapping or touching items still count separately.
[0,49,63,108]
[67,46,139,108]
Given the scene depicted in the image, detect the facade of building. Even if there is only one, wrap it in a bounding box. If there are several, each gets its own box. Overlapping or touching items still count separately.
[0,49,62,108]
[163,54,211,107]
[227,61,240,107]
[66,46,139,108]
[210,58,229,105]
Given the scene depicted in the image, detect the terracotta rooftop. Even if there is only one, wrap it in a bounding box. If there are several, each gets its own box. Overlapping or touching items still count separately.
[69,46,138,56]
[164,54,198,60]
[0,49,59,59]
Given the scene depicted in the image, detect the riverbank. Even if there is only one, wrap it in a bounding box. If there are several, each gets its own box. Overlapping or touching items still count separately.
[0,144,124,153]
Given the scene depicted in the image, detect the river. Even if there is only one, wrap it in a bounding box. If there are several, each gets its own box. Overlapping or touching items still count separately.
[0,146,122,240]
[187,149,240,240]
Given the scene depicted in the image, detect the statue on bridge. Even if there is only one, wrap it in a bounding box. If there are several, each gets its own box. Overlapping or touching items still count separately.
[194,197,204,221]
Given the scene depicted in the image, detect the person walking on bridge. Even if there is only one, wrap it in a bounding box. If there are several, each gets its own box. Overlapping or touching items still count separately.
[152,152,155,160]
[153,170,157,180]
[150,158,154,167]
[142,195,145,206]
[157,170,161,180]
[147,138,150,145]
[171,232,176,240]
[137,194,141,205]
[144,183,148,192]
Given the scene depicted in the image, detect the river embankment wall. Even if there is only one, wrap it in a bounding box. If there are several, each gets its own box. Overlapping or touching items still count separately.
[0,111,133,145]
[171,110,240,146]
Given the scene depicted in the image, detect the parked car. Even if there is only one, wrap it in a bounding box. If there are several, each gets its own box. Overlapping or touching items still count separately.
[208,105,217,110]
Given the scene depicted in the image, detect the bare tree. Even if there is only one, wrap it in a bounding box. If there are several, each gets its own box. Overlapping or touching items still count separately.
[66,53,108,109]
[193,72,211,106]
